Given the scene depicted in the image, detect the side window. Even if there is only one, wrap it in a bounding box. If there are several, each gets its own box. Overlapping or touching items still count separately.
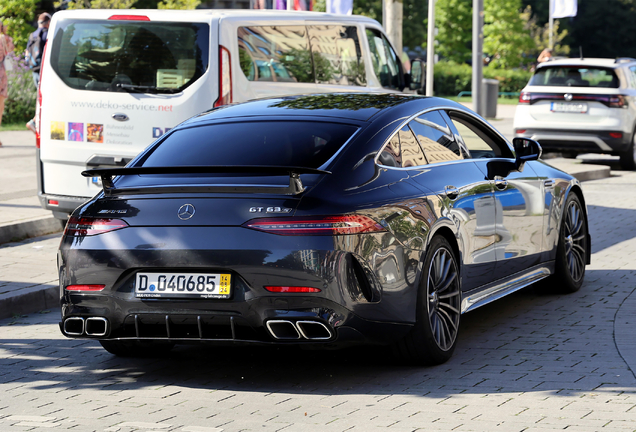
[365,28,401,90]
[448,112,513,159]
[409,111,463,164]
[238,26,313,83]
[629,66,636,89]
[378,125,428,168]
[307,25,366,86]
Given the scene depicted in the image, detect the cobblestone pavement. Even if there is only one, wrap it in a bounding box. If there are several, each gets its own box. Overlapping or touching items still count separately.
[1,172,636,432]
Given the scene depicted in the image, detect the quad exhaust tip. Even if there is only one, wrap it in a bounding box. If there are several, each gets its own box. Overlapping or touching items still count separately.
[63,317,108,337]
[266,320,332,341]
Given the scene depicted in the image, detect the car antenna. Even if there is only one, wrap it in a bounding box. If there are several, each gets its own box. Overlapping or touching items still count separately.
[579,46,584,60]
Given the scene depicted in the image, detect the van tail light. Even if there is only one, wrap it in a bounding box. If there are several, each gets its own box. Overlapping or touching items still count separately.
[214,46,232,107]
[243,215,386,236]
[35,42,47,149]
[66,285,105,292]
[64,217,129,237]
[609,95,627,108]
[518,92,531,104]
[108,15,150,21]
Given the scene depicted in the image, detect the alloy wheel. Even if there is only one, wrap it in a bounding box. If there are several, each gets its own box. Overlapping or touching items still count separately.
[563,200,586,282]
[426,247,461,351]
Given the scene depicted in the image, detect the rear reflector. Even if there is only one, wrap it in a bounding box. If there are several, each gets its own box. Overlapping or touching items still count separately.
[265,286,321,293]
[64,217,129,236]
[610,132,623,139]
[108,15,150,21]
[243,215,385,236]
[48,199,59,206]
[66,285,105,292]
[515,129,527,134]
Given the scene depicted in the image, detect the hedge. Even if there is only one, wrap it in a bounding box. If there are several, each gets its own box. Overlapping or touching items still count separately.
[433,61,533,96]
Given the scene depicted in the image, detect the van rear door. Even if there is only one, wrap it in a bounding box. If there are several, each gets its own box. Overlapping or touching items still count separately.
[39,12,216,210]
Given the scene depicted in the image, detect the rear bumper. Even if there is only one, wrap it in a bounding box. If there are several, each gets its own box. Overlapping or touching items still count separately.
[515,128,632,154]
[38,192,90,218]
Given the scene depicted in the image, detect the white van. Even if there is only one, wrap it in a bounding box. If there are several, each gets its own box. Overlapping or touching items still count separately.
[35,9,423,219]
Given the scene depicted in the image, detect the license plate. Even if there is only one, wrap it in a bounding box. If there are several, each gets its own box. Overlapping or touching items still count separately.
[135,273,231,299]
[550,102,588,113]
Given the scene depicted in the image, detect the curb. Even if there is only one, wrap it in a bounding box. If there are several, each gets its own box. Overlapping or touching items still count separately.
[568,166,611,182]
[0,285,58,321]
[0,217,64,245]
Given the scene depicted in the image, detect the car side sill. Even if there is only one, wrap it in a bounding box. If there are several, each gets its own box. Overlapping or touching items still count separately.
[461,262,554,314]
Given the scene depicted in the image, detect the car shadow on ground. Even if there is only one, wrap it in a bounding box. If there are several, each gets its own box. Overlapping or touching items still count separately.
[1,268,634,398]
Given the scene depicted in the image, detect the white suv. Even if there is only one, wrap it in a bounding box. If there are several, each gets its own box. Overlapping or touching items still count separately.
[513,58,636,169]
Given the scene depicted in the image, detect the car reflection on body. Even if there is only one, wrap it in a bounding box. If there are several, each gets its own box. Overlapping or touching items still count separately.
[58,93,590,365]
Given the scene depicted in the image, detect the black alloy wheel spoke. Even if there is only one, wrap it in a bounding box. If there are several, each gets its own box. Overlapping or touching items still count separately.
[426,248,460,351]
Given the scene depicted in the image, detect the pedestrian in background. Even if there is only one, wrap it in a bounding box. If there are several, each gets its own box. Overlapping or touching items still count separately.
[538,48,553,63]
[25,13,50,134]
[0,20,15,147]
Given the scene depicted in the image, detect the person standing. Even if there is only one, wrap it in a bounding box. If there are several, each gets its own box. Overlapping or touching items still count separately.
[0,21,15,147]
[25,13,50,134]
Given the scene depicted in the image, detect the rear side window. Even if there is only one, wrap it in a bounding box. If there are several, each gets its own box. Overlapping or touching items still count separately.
[140,121,358,168]
[529,66,619,88]
[238,25,366,86]
[50,19,209,93]
[378,125,427,168]
[409,111,463,163]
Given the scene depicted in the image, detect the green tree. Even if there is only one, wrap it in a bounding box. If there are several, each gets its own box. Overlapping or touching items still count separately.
[520,5,569,59]
[483,0,534,68]
[56,0,136,8]
[0,0,37,53]
[157,0,200,8]
[435,0,472,63]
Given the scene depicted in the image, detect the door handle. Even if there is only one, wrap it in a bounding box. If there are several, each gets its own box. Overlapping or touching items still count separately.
[494,178,508,190]
[544,179,555,189]
[444,185,459,200]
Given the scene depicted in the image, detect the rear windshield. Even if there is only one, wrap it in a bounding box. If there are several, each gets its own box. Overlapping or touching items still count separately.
[139,121,359,168]
[50,19,209,94]
[529,66,619,88]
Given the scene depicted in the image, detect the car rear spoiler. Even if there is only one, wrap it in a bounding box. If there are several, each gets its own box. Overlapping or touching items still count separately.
[81,166,331,196]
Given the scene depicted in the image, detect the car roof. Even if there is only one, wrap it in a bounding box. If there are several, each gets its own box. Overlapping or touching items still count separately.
[537,58,636,70]
[181,93,442,125]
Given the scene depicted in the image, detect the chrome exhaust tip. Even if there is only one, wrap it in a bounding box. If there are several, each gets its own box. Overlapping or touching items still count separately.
[63,317,85,336]
[296,321,332,340]
[85,317,108,337]
[266,320,301,340]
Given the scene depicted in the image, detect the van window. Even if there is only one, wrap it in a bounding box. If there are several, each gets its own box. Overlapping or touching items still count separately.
[365,28,401,90]
[139,121,359,169]
[50,19,209,93]
[238,25,366,86]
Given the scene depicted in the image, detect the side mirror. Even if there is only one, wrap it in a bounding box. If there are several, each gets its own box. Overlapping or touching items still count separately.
[409,59,426,94]
[513,137,542,169]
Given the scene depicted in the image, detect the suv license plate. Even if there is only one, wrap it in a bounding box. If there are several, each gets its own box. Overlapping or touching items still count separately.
[551,102,588,113]
[135,273,231,299]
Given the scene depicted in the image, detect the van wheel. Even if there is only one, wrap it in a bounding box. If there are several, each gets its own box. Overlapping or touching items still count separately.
[619,132,636,170]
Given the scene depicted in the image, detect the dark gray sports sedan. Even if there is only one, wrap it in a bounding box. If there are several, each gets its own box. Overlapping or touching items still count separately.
[58,93,590,365]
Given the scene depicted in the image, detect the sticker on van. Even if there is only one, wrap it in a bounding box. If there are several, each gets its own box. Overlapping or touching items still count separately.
[51,122,65,140]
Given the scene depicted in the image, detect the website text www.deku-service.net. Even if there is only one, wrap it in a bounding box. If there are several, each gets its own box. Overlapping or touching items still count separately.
[70,101,173,111]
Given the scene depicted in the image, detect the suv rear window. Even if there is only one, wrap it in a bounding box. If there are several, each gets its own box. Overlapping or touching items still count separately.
[139,121,359,168]
[50,19,209,94]
[529,66,619,88]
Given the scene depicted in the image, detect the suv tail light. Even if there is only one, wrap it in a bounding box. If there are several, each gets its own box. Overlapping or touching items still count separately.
[518,91,531,104]
[609,95,627,108]
[214,46,232,107]
[64,217,129,236]
[243,215,385,236]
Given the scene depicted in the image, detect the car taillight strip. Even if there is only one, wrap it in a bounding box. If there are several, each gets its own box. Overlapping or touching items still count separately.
[265,286,321,293]
[520,92,627,107]
[243,215,385,236]
[64,217,129,236]
[66,285,106,291]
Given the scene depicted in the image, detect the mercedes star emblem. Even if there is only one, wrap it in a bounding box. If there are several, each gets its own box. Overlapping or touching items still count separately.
[177,204,196,220]
[564,93,573,102]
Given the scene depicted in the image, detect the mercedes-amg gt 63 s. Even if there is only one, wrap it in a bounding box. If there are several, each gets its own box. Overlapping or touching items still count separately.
[58,93,590,365]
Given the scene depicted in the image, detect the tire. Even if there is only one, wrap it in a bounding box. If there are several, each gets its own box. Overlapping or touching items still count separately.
[551,193,588,293]
[99,340,175,357]
[395,236,461,366]
[619,132,636,170]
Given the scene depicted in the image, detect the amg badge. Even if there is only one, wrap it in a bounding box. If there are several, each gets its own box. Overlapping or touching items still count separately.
[249,206,292,214]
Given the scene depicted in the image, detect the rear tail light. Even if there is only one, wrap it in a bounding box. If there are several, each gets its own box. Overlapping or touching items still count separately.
[518,92,531,104]
[47,199,59,206]
[243,215,385,236]
[515,129,527,134]
[265,286,321,293]
[66,285,105,292]
[610,132,623,139]
[64,217,129,236]
[35,42,47,148]
[108,15,150,21]
[214,46,232,107]
[609,95,627,108]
